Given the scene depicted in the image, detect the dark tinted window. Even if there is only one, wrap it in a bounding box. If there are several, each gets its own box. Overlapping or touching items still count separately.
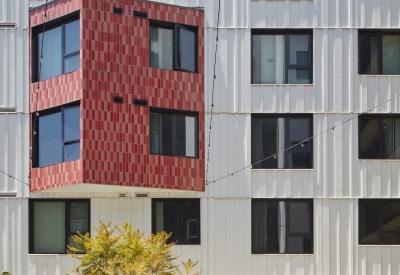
[176,25,196,72]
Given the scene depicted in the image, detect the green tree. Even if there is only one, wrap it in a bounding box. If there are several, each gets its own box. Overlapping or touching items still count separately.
[68,222,201,275]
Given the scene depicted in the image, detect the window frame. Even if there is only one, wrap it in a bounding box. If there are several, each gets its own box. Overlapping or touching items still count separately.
[251,114,313,169]
[359,199,400,245]
[151,198,201,245]
[29,199,91,254]
[251,199,314,254]
[33,102,80,168]
[358,29,400,75]
[251,29,313,84]
[149,108,198,159]
[149,20,198,73]
[32,11,80,82]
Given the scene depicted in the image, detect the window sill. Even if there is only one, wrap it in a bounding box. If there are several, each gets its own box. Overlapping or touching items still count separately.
[358,74,400,77]
[28,254,72,256]
[251,84,314,86]
[251,253,314,255]
[359,159,400,162]
[358,244,400,246]
[251,169,314,171]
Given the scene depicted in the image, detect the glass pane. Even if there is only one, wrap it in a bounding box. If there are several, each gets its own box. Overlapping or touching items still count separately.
[161,114,173,156]
[64,54,80,74]
[383,202,400,244]
[150,26,173,70]
[383,35,400,75]
[178,202,198,243]
[289,35,309,65]
[252,35,286,84]
[360,118,380,158]
[34,202,65,253]
[64,19,80,54]
[383,118,400,159]
[39,112,62,167]
[64,142,80,162]
[288,236,311,253]
[176,116,186,156]
[288,69,310,84]
[154,201,176,242]
[185,117,196,157]
[150,113,161,154]
[177,27,196,72]
[70,202,89,234]
[63,106,80,141]
[38,26,62,80]
[289,203,309,233]
[359,35,379,74]
[288,152,311,168]
[289,119,310,148]
[359,203,380,243]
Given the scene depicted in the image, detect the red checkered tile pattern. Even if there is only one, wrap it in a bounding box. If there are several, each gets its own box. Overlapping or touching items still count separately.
[29,0,205,192]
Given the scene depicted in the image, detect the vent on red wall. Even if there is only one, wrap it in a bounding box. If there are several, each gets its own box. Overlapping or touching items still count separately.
[133,11,147,18]
[133,99,148,106]
[113,96,123,103]
[113,7,123,14]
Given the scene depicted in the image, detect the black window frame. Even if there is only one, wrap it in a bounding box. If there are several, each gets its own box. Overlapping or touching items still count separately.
[251,29,313,84]
[29,199,90,254]
[358,29,400,75]
[251,114,313,169]
[151,198,201,245]
[149,20,198,73]
[33,101,80,168]
[358,114,400,159]
[251,199,314,254]
[359,199,400,245]
[32,11,80,82]
[149,108,198,158]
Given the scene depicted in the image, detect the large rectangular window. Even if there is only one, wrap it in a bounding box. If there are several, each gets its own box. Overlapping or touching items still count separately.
[36,104,80,167]
[252,199,313,254]
[251,115,312,169]
[359,115,400,159]
[150,109,197,158]
[359,31,400,75]
[359,200,400,245]
[29,199,90,254]
[150,21,197,73]
[252,30,312,84]
[34,17,80,81]
[152,199,200,245]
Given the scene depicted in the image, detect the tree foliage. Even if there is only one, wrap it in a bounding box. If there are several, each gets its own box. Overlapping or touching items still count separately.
[68,222,202,275]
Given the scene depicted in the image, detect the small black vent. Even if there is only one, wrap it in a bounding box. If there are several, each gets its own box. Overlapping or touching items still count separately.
[113,96,123,103]
[134,99,148,106]
[113,7,123,14]
[133,11,148,18]
[136,193,148,198]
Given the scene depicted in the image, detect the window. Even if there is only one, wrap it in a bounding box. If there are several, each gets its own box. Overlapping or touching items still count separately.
[251,115,312,169]
[359,30,400,75]
[150,109,197,158]
[152,199,200,245]
[252,30,312,84]
[359,115,400,159]
[150,21,197,73]
[359,200,400,245]
[34,17,80,81]
[29,199,90,254]
[252,199,313,254]
[36,104,80,167]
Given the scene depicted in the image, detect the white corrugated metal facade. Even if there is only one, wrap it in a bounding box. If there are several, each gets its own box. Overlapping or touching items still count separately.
[2,0,400,274]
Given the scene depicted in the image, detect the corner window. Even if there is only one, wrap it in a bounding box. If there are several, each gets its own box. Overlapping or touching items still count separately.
[36,104,80,167]
[150,21,197,73]
[35,17,80,81]
[152,199,200,245]
[150,109,197,158]
[252,199,313,254]
[359,200,400,244]
[359,115,400,159]
[29,199,90,254]
[359,31,400,75]
[252,30,312,84]
[251,115,312,169]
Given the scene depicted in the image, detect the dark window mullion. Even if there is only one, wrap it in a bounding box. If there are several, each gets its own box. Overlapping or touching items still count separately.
[61,22,66,74]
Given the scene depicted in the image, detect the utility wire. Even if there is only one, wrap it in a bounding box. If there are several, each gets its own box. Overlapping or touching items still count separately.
[206,93,400,185]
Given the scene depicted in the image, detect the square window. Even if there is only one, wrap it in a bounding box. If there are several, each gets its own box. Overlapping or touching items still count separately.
[251,199,313,254]
[29,199,90,254]
[359,31,400,75]
[359,200,400,245]
[150,109,198,158]
[252,30,312,84]
[150,21,198,73]
[359,115,400,159]
[36,104,80,167]
[251,115,313,169]
[34,16,80,81]
[152,199,200,245]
